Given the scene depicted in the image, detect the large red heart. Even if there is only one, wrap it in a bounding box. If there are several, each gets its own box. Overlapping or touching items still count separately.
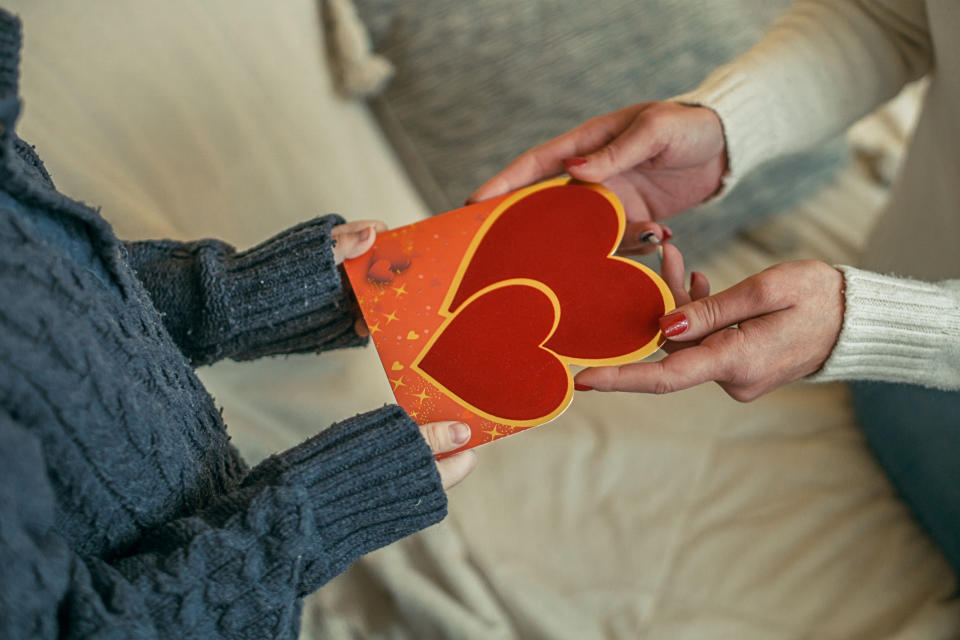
[447,182,667,363]
[416,281,570,424]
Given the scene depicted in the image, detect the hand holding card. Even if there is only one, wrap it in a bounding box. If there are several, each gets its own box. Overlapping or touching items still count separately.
[344,179,674,454]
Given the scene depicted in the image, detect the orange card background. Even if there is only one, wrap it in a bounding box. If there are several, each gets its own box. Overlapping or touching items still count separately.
[343,179,673,454]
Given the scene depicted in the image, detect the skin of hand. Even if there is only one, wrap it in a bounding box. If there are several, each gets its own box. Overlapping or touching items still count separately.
[332,222,478,488]
[575,244,845,402]
[419,421,478,489]
[467,102,727,255]
[331,219,388,337]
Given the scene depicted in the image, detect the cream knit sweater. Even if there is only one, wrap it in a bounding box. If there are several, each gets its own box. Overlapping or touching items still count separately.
[676,0,960,390]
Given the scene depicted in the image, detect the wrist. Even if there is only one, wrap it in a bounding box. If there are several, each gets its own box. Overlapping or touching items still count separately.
[245,405,447,594]
[810,266,957,385]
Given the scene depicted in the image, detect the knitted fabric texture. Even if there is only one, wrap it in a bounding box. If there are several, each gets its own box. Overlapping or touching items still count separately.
[674,0,960,389]
[0,11,446,639]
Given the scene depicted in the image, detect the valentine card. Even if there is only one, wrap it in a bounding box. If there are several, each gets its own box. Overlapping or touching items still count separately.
[343,178,674,453]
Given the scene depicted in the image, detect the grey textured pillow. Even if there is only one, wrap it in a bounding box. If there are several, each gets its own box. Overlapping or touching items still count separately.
[351,0,847,264]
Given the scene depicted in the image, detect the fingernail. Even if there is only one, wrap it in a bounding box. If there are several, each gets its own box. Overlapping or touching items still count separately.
[574,383,594,391]
[662,226,674,241]
[450,422,471,445]
[358,226,372,243]
[659,312,689,338]
[657,244,664,265]
[563,157,588,169]
[640,231,660,245]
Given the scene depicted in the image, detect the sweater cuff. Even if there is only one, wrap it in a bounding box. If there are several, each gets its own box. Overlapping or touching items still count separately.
[671,67,783,198]
[808,266,960,388]
[245,405,447,594]
[224,214,366,359]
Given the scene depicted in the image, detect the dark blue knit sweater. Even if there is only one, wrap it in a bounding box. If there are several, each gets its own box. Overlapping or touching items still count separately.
[0,11,445,639]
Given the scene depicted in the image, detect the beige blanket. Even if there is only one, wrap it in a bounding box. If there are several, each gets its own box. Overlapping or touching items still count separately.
[11,1,958,637]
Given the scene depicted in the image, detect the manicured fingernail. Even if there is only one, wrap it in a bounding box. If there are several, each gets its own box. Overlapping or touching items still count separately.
[640,231,660,245]
[662,226,674,241]
[450,422,471,445]
[574,383,594,391]
[657,244,664,265]
[358,226,372,243]
[659,312,689,338]
[563,157,588,169]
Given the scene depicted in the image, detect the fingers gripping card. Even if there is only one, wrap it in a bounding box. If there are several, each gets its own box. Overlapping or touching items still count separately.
[343,178,674,453]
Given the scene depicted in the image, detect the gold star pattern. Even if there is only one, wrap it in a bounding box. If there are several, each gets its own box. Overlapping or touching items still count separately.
[412,388,431,405]
[382,310,399,325]
[368,321,382,335]
[391,283,408,298]
[390,375,407,391]
[483,425,505,440]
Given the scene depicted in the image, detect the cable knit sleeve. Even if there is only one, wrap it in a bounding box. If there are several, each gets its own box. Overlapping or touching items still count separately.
[807,266,960,389]
[672,0,932,194]
[0,405,446,640]
[122,214,366,366]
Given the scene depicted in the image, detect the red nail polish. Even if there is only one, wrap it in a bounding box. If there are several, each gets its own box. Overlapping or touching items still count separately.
[574,383,594,391]
[662,226,674,241]
[659,312,688,338]
[563,157,588,169]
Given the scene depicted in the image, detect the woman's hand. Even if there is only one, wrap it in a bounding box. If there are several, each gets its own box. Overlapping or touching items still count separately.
[331,220,387,337]
[419,421,478,489]
[468,102,727,253]
[575,246,846,402]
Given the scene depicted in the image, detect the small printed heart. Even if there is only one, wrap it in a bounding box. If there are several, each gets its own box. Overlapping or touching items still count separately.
[407,331,421,340]
[449,183,668,362]
[367,258,395,284]
[371,237,412,272]
[417,283,569,422]
[391,361,404,371]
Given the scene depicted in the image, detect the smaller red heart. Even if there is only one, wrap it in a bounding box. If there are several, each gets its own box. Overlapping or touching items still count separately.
[371,237,412,272]
[367,258,396,284]
[416,282,570,423]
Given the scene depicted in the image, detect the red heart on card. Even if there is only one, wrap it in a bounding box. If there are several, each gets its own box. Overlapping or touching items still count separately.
[416,282,570,423]
[367,258,396,284]
[448,182,669,363]
[371,236,412,272]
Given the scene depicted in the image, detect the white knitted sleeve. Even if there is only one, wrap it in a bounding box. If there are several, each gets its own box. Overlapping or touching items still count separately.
[808,266,960,389]
[672,0,931,194]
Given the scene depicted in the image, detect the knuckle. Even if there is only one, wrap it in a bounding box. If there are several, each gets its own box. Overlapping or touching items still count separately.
[421,423,446,452]
[598,143,623,168]
[529,152,552,177]
[652,379,674,395]
[650,364,675,395]
[747,273,780,309]
[696,296,724,331]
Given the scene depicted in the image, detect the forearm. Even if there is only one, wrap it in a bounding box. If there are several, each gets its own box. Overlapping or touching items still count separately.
[124,215,366,365]
[809,267,960,389]
[2,406,445,639]
[674,0,931,191]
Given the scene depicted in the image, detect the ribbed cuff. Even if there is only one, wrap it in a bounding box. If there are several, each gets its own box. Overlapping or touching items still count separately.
[809,266,960,389]
[0,10,20,106]
[224,214,367,358]
[245,405,447,594]
[671,67,783,198]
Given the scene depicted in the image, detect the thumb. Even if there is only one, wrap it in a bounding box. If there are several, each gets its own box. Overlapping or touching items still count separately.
[658,271,787,342]
[331,220,388,264]
[565,117,662,183]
